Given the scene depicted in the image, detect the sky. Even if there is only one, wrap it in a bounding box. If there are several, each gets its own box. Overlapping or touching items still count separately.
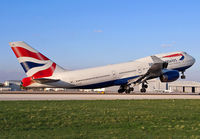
[0,0,200,82]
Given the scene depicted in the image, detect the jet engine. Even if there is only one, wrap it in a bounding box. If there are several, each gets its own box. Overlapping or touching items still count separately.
[160,70,180,82]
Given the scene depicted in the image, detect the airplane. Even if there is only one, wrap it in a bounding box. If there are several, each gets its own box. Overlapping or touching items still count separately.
[9,41,195,93]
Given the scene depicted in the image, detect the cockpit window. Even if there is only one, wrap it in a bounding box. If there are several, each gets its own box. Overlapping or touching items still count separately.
[183,52,187,55]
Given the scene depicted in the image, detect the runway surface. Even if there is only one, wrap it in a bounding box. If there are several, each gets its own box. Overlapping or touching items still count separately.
[1,93,200,100]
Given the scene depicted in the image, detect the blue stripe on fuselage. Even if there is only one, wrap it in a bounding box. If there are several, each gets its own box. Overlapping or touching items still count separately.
[72,75,140,89]
[20,62,45,73]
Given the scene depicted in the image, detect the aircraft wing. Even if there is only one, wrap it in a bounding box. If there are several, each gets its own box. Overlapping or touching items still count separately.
[128,56,168,85]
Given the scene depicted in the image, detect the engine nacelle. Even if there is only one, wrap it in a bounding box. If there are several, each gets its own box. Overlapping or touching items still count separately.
[160,70,180,82]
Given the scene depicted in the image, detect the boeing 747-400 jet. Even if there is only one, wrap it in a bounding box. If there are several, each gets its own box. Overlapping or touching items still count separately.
[9,41,195,93]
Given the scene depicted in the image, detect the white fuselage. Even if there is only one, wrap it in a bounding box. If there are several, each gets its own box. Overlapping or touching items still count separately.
[29,51,195,89]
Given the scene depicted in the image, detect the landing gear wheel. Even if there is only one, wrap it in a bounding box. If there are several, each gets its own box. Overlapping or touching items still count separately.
[181,71,186,79]
[130,87,134,92]
[118,85,126,94]
[125,90,131,94]
[118,89,125,94]
[140,88,146,93]
[125,87,134,94]
[118,85,134,94]
[143,84,148,88]
[181,75,186,79]
[141,82,148,93]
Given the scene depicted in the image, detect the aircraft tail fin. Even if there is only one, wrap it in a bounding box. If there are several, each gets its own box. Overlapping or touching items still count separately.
[9,41,65,79]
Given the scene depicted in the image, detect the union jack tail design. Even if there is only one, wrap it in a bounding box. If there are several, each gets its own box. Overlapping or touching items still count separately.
[9,41,65,87]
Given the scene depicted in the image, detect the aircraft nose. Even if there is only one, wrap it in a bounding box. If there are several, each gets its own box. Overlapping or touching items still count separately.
[188,55,196,66]
[191,56,196,65]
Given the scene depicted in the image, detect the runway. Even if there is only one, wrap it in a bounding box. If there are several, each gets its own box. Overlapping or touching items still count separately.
[1,93,200,100]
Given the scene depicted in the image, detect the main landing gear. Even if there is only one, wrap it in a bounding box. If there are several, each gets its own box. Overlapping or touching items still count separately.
[118,82,149,94]
[140,82,148,93]
[118,85,134,94]
[181,71,186,79]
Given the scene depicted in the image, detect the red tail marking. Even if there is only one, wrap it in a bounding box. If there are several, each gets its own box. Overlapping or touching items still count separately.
[11,47,49,60]
[32,63,56,79]
[21,77,33,87]
[21,63,56,87]
[163,53,183,58]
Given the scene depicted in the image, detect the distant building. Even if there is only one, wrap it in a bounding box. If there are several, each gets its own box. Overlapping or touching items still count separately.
[3,80,21,91]
[44,88,65,91]
[136,79,200,93]
[105,79,200,93]
[0,83,4,87]
[105,86,119,92]
[169,81,200,93]
[0,87,11,91]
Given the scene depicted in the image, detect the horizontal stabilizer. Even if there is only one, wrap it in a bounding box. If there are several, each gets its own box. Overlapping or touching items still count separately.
[33,78,60,84]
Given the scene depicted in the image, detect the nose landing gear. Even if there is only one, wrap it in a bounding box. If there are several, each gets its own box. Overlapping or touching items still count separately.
[181,71,186,79]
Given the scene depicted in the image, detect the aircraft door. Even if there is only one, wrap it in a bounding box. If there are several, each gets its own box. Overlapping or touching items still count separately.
[138,66,142,74]
[112,70,119,79]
